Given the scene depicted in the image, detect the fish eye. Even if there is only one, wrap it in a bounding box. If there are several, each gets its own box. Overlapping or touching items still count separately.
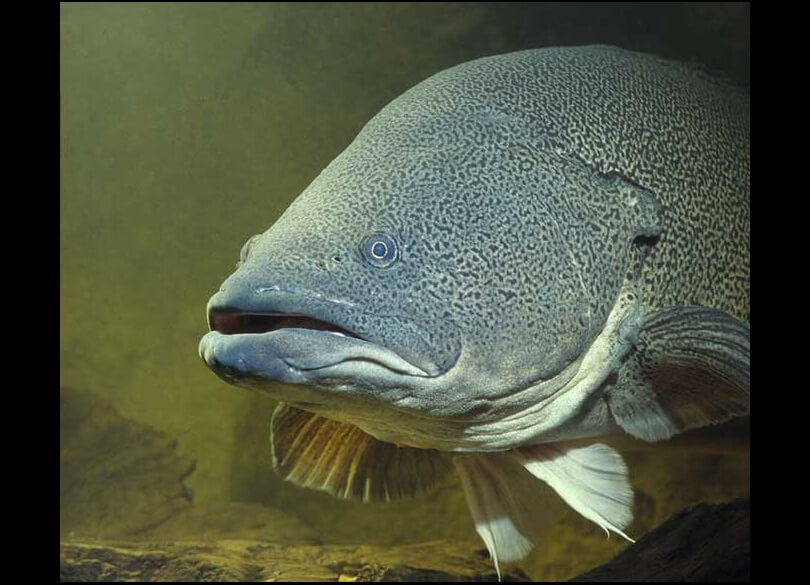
[361,233,399,268]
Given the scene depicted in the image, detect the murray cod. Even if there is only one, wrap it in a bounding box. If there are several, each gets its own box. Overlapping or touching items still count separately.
[199,45,749,573]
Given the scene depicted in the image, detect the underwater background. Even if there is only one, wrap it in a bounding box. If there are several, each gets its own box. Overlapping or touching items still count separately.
[60,3,749,580]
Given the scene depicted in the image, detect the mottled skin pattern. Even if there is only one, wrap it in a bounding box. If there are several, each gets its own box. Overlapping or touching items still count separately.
[203,45,748,451]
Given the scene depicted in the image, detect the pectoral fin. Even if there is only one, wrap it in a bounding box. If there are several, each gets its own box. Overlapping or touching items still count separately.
[270,403,451,502]
[606,306,750,442]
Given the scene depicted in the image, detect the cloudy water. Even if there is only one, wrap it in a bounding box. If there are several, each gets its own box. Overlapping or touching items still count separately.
[61,3,749,580]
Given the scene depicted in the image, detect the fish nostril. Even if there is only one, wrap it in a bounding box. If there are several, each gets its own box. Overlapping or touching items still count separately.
[324,255,344,271]
[314,255,345,272]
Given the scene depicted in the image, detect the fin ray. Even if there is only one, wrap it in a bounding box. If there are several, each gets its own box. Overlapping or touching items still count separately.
[453,454,535,579]
[270,403,451,502]
[607,306,749,442]
[515,442,634,542]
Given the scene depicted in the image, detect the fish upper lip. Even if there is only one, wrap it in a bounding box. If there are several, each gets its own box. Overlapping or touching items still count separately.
[254,284,356,308]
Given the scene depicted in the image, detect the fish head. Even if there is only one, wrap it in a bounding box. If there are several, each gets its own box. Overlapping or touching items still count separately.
[199,75,662,447]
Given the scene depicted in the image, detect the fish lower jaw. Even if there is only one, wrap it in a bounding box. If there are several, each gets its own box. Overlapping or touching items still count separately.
[199,328,432,395]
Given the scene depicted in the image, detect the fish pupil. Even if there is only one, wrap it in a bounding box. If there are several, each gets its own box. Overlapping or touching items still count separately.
[372,242,388,258]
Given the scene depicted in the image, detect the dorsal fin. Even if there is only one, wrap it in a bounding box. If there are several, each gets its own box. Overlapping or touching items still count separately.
[270,403,451,502]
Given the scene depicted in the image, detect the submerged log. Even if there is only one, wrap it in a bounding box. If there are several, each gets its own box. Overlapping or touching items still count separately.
[571,498,750,582]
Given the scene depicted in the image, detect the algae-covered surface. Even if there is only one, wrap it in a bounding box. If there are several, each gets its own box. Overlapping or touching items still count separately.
[60,501,750,581]
[61,3,749,580]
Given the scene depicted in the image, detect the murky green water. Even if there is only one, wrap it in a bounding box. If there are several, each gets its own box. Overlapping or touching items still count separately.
[61,3,749,580]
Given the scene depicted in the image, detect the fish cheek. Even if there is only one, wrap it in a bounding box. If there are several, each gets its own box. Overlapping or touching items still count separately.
[522,156,663,372]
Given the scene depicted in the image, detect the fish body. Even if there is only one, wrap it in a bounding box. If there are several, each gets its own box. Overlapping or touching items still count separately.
[200,46,749,572]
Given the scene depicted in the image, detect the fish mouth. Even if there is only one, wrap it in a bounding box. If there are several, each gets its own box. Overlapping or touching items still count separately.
[201,302,433,381]
[208,308,360,339]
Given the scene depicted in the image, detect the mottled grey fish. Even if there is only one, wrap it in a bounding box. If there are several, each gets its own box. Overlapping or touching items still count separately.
[199,45,749,575]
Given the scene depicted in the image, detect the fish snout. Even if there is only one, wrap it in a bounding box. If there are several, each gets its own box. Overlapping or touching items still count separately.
[203,274,462,380]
